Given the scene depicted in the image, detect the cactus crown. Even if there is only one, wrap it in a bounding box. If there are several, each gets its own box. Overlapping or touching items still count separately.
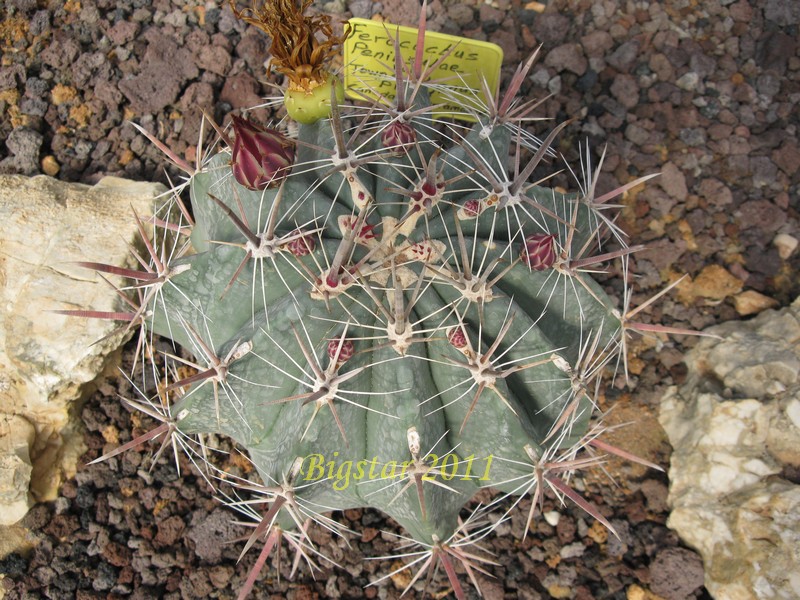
[72,4,686,598]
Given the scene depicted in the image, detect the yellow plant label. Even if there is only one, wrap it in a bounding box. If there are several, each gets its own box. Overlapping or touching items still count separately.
[343,18,503,121]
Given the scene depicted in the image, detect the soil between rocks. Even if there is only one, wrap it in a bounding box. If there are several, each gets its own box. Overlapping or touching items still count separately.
[1,0,798,598]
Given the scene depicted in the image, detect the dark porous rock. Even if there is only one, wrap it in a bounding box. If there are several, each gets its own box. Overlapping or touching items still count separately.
[10,0,38,13]
[697,177,733,207]
[610,73,639,108]
[679,127,706,147]
[235,28,270,72]
[773,140,800,176]
[92,560,119,591]
[498,28,523,63]
[153,515,186,548]
[106,19,140,45]
[649,548,705,600]
[744,245,783,278]
[755,30,796,74]
[102,539,132,568]
[20,96,47,118]
[220,72,263,114]
[0,552,28,578]
[178,81,215,144]
[640,479,669,514]
[43,514,81,539]
[187,508,244,563]
[479,4,504,32]
[196,42,232,77]
[447,3,474,27]
[749,155,780,189]
[0,63,25,90]
[581,30,614,57]
[181,569,215,597]
[29,10,50,36]
[575,68,598,93]
[545,43,588,76]
[763,0,800,26]
[530,13,571,46]
[93,79,124,108]
[689,50,716,79]
[118,28,198,114]
[659,162,688,201]
[648,81,681,104]
[625,121,654,146]
[607,39,641,72]
[606,519,634,557]
[0,127,43,175]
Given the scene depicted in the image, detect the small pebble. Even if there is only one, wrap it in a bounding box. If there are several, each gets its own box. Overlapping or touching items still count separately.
[544,510,561,526]
[41,155,60,176]
[773,233,798,259]
[733,290,779,316]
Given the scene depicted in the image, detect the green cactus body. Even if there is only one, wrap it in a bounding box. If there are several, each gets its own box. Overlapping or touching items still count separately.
[73,10,675,597]
[144,84,625,550]
[284,75,345,124]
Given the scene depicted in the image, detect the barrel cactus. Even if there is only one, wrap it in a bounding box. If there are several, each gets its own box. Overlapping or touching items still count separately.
[71,2,685,598]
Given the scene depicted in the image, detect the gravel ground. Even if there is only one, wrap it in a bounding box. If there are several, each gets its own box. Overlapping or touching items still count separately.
[1,0,798,598]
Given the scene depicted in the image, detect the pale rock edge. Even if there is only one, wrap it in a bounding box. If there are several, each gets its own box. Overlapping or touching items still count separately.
[660,296,800,600]
[0,175,163,541]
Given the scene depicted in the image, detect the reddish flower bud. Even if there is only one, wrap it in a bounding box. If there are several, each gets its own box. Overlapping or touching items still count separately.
[447,327,467,349]
[327,338,355,363]
[230,115,295,190]
[520,233,557,271]
[381,120,416,153]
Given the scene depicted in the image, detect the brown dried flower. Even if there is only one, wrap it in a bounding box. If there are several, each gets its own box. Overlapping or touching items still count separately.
[229,0,350,92]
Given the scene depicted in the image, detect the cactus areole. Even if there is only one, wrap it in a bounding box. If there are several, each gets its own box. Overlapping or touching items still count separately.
[77,2,673,598]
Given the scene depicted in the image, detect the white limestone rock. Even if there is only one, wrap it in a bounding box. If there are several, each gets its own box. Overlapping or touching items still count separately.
[0,174,164,526]
[659,297,800,600]
[0,415,36,525]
